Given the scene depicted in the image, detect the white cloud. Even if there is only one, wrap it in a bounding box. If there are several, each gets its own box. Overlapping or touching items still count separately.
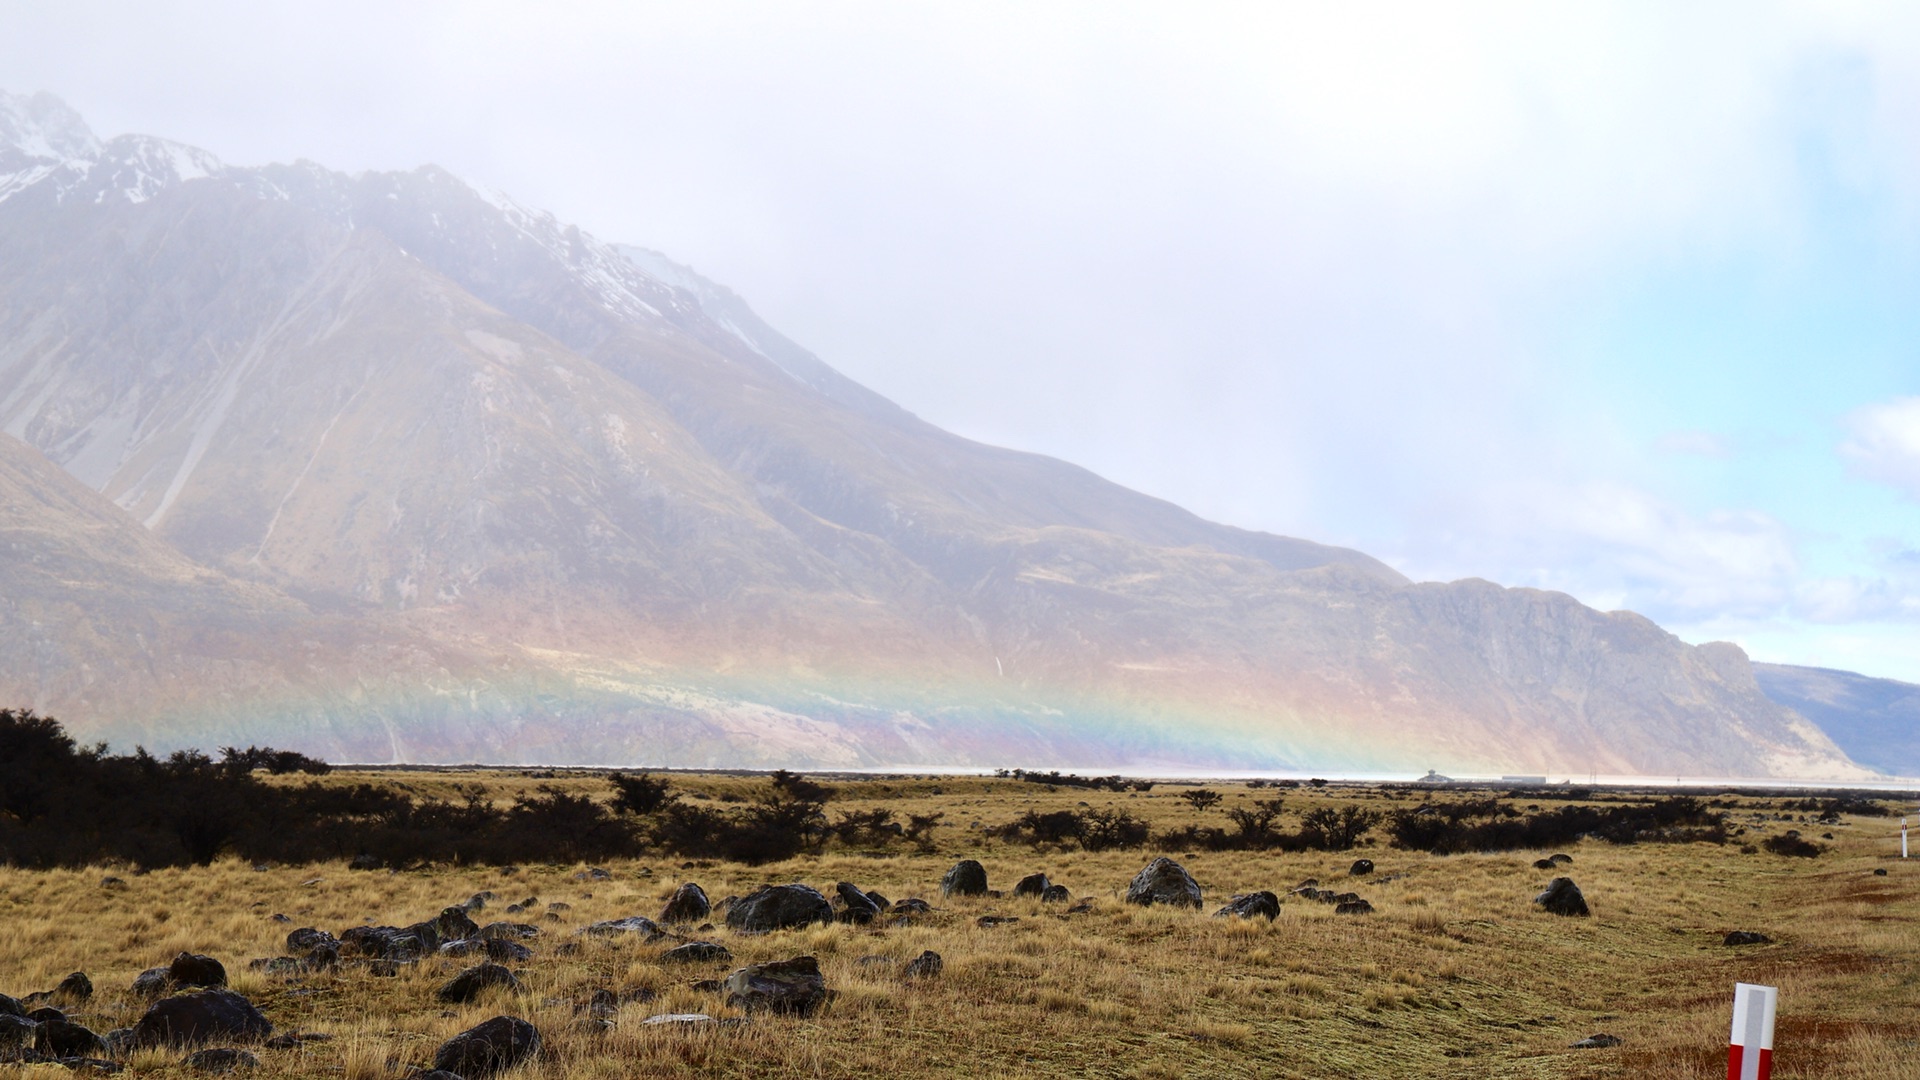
[1655,430,1734,458]
[1841,396,1920,499]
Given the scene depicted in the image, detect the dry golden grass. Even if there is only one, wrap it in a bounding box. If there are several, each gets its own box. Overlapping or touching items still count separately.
[2,775,1917,1078]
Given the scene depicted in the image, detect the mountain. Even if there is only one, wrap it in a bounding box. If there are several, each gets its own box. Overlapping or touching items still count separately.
[0,91,1871,778]
[1754,663,1920,778]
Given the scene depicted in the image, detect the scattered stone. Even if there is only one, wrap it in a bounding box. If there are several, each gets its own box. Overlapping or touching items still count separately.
[1549,853,1573,865]
[0,993,24,1017]
[661,942,732,964]
[640,1013,717,1028]
[49,973,92,1002]
[1213,891,1280,920]
[889,898,932,915]
[1126,857,1203,908]
[864,890,890,910]
[902,951,943,979]
[168,953,228,989]
[184,1048,259,1073]
[581,989,620,1021]
[581,916,670,941]
[576,868,613,882]
[1533,858,1557,870]
[1335,899,1375,915]
[285,929,338,956]
[100,876,128,890]
[433,907,481,943]
[28,1007,65,1024]
[723,956,830,1017]
[347,854,380,871]
[1569,1033,1621,1049]
[438,964,521,1004]
[1349,859,1375,876]
[131,968,172,997]
[432,1016,541,1079]
[1875,868,1889,876]
[545,903,571,913]
[1533,877,1590,917]
[835,882,883,925]
[1723,931,1772,946]
[478,922,540,941]
[725,884,835,933]
[1066,899,1096,914]
[35,1019,108,1058]
[0,1014,35,1050]
[659,883,711,924]
[465,891,495,912]
[1013,873,1051,898]
[1292,878,1320,890]
[131,989,273,1048]
[975,915,1020,928]
[941,860,989,898]
[1040,884,1071,904]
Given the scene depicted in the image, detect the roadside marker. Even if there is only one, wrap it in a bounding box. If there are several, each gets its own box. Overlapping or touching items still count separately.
[1727,982,1777,1080]
[1904,815,1909,859]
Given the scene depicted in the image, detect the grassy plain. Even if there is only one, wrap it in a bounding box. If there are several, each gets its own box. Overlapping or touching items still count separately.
[1,773,1916,1079]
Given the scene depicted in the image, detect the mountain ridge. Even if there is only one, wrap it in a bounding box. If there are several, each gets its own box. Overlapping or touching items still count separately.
[0,90,1872,779]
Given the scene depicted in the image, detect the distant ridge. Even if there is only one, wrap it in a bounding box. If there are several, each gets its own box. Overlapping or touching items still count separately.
[1754,663,1920,778]
[0,90,1872,779]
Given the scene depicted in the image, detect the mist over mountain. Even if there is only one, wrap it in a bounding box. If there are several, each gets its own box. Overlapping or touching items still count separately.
[0,91,1870,779]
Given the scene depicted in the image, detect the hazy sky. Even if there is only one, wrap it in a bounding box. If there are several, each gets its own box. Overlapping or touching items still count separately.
[8,2,1920,680]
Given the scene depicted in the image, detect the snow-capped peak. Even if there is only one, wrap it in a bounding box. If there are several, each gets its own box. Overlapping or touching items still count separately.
[0,90,226,207]
[0,89,101,163]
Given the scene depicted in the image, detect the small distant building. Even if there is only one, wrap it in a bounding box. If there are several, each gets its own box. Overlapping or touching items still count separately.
[1416,769,1454,784]
[1501,775,1548,785]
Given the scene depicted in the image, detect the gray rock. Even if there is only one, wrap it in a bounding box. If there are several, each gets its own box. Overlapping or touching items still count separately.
[48,972,92,1002]
[724,885,834,933]
[1549,853,1573,865]
[1125,857,1203,908]
[168,953,228,989]
[581,916,669,941]
[285,928,337,955]
[0,993,22,1017]
[1040,884,1071,904]
[723,956,829,1016]
[658,882,711,924]
[1533,858,1556,870]
[1570,1033,1621,1048]
[184,1048,259,1073]
[1335,899,1375,915]
[890,898,932,915]
[1534,877,1590,917]
[660,942,732,964]
[437,964,521,1004]
[1213,891,1280,920]
[902,951,943,979]
[1012,873,1051,898]
[432,1016,541,1078]
[131,989,273,1048]
[477,922,539,941]
[131,967,172,997]
[1723,931,1771,946]
[433,907,481,943]
[940,860,989,898]
[640,1013,716,1027]
[1348,859,1374,876]
[835,882,881,924]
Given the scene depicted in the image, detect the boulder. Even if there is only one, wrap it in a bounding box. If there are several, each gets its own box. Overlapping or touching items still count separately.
[478,922,539,941]
[661,942,732,964]
[1213,891,1280,920]
[864,890,890,910]
[1533,877,1590,917]
[1348,859,1375,876]
[1570,1033,1621,1048]
[903,950,943,979]
[285,929,338,956]
[35,1019,107,1057]
[0,993,23,1017]
[433,907,481,943]
[1125,857,1203,908]
[1012,873,1051,898]
[940,860,989,898]
[168,953,228,989]
[581,916,670,941]
[723,956,830,1017]
[835,882,882,925]
[1723,931,1772,946]
[27,1007,64,1024]
[437,964,521,1004]
[184,1048,259,1073]
[0,1014,35,1050]
[1335,899,1375,915]
[890,898,932,915]
[1533,858,1556,870]
[658,883,711,924]
[1549,853,1573,865]
[131,967,172,997]
[50,973,92,1002]
[724,885,835,933]
[131,989,273,1048]
[1040,884,1071,904]
[432,1016,541,1079]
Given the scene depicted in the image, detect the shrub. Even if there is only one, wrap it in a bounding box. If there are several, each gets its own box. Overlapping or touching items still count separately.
[1761,833,1822,858]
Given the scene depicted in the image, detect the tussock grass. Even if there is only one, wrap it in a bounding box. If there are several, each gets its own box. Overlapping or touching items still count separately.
[1,775,1916,1078]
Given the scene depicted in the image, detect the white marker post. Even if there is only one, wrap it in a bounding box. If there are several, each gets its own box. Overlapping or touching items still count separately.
[1904,816,1910,859]
[1728,982,1777,1080]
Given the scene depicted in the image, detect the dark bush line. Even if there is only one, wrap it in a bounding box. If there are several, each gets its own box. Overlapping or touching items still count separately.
[986,800,1382,854]
[1385,796,1729,854]
[993,769,1155,792]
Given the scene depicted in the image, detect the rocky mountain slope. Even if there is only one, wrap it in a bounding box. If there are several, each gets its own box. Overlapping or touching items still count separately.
[0,91,1870,777]
[1754,663,1920,778]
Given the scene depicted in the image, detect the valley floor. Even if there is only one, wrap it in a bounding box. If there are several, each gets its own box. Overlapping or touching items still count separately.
[1,776,1916,1079]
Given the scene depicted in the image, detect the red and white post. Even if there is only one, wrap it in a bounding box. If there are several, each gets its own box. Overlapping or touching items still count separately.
[1727,982,1777,1080]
